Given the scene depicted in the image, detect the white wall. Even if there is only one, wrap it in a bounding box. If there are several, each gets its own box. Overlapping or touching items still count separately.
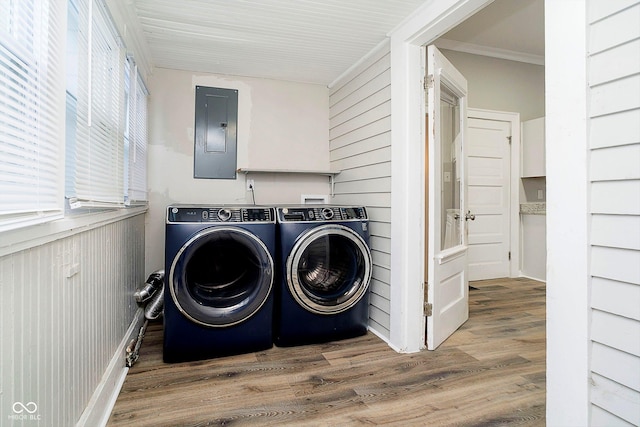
[587,1,640,425]
[145,68,331,274]
[329,41,393,341]
[440,50,545,121]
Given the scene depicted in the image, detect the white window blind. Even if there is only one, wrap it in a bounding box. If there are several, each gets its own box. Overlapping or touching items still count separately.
[66,0,125,208]
[0,0,65,231]
[124,58,148,205]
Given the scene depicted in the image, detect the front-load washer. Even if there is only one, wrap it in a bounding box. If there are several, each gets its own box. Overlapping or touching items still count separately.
[164,205,276,362]
[274,205,372,346]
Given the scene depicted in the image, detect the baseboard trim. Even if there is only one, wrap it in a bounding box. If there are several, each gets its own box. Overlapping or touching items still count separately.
[76,308,145,427]
[519,274,547,283]
[367,325,408,354]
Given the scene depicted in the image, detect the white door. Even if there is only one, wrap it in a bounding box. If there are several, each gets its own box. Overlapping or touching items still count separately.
[466,114,511,280]
[425,45,470,350]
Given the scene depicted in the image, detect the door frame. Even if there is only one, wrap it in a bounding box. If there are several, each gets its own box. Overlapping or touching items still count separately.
[467,108,521,279]
[388,0,591,422]
[388,0,493,353]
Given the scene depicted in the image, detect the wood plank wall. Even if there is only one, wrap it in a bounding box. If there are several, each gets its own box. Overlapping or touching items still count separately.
[329,41,392,339]
[587,1,640,425]
[0,214,146,426]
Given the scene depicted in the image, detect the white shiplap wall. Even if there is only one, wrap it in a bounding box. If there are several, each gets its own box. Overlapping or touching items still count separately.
[329,41,392,339]
[588,1,640,425]
[0,214,145,426]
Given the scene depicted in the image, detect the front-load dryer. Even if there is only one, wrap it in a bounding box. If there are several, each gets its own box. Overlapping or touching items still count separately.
[164,205,276,362]
[274,205,372,346]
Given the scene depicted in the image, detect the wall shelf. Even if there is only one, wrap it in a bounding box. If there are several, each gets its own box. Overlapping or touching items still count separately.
[237,168,341,196]
[237,168,339,176]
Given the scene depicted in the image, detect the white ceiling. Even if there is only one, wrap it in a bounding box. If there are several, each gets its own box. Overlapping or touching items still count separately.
[438,0,544,65]
[131,0,544,86]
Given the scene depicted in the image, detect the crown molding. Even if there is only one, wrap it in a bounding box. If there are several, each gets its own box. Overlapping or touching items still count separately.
[435,38,544,66]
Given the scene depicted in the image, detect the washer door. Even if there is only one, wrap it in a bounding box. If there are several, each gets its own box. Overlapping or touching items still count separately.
[170,227,273,327]
[286,224,372,315]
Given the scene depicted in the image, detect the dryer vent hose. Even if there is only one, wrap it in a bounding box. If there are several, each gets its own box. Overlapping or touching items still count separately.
[134,270,165,303]
[126,319,149,368]
[144,283,164,321]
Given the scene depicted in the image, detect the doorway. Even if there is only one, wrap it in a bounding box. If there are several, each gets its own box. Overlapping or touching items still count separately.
[389,0,544,352]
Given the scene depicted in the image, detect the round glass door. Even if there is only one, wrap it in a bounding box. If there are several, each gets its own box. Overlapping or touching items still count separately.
[170,227,273,327]
[286,224,372,315]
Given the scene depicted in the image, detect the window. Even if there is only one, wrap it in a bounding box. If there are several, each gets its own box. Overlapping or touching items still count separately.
[65,0,148,209]
[66,0,126,208]
[1,0,148,232]
[124,57,148,205]
[0,0,66,231]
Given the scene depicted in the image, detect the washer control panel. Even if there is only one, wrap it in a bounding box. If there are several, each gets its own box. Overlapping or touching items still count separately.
[277,206,367,222]
[167,206,275,223]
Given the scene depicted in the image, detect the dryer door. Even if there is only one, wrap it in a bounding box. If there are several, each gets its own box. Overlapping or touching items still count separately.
[286,224,372,315]
[169,227,274,327]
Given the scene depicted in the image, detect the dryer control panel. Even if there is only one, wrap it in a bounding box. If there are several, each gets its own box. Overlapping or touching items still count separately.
[277,206,367,222]
[167,206,275,223]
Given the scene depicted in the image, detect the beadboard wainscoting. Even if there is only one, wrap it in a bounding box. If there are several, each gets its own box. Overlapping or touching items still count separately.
[0,212,146,427]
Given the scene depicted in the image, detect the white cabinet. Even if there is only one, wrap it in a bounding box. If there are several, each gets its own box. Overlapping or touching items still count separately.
[521,117,545,177]
[520,117,546,281]
[521,213,546,281]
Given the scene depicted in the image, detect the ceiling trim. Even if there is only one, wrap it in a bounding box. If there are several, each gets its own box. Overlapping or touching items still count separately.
[435,38,544,65]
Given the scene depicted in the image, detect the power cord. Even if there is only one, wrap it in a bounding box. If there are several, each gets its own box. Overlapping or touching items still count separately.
[248,182,256,205]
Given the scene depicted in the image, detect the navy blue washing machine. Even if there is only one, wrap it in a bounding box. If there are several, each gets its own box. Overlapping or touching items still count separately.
[164,205,276,363]
[274,205,373,346]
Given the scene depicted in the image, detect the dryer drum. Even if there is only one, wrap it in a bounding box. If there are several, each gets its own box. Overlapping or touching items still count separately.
[287,225,372,315]
[298,236,361,298]
[170,227,274,327]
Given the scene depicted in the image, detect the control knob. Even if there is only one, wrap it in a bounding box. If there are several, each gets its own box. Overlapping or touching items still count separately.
[321,207,334,220]
[217,208,232,221]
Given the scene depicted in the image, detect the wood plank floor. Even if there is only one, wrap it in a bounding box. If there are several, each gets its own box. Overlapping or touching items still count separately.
[107,277,546,426]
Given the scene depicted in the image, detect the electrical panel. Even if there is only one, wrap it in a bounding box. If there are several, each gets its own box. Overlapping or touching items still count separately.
[193,86,238,179]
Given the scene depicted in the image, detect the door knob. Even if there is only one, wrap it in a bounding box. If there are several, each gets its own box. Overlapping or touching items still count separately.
[465,210,475,221]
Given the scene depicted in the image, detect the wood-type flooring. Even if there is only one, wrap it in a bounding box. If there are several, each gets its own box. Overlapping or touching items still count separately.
[107,277,546,426]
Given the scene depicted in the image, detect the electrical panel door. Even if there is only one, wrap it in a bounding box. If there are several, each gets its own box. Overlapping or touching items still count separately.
[194,86,238,179]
